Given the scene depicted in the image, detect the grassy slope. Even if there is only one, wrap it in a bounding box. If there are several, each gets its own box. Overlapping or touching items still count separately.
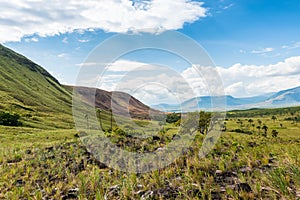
[0,44,74,129]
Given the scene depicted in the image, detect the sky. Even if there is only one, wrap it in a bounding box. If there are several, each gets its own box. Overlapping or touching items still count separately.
[1,0,300,104]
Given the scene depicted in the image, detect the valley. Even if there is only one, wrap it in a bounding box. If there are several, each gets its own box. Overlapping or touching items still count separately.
[0,44,300,199]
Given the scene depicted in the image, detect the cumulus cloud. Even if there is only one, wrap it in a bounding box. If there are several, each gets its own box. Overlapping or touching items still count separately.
[80,59,198,104]
[77,56,300,103]
[0,0,207,43]
[184,56,300,97]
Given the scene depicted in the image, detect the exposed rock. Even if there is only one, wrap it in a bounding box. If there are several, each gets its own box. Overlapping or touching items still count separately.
[141,190,154,200]
[141,186,179,199]
[296,190,300,198]
[268,157,276,164]
[7,157,22,164]
[45,146,54,152]
[255,160,262,166]
[219,186,226,193]
[234,183,252,192]
[248,141,258,147]
[261,164,273,171]
[261,186,281,198]
[25,149,32,154]
[215,170,223,175]
[172,134,181,140]
[211,191,222,200]
[239,166,252,174]
[156,147,165,151]
[152,136,160,141]
[106,185,120,198]
[15,179,25,187]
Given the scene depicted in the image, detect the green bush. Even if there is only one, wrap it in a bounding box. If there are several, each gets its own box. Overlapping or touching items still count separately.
[166,113,181,123]
[113,127,127,136]
[0,111,22,126]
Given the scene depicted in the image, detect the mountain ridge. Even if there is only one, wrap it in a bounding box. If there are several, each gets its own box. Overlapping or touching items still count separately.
[152,87,300,112]
[0,44,161,128]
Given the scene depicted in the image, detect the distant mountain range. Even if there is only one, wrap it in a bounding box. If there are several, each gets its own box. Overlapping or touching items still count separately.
[152,86,300,112]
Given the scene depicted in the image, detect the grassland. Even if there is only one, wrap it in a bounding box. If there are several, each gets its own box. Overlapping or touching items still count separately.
[0,107,299,199]
[0,44,74,129]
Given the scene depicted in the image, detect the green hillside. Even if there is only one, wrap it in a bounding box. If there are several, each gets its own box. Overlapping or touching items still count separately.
[0,44,74,129]
[0,44,160,129]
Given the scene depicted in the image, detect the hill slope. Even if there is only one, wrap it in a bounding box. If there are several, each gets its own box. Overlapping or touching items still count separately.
[0,44,160,127]
[0,44,74,129]
[64,85,162,120]
[265,86,300,105]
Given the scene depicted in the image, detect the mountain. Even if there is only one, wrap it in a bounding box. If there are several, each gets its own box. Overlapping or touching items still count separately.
[264,86,300,106]
[152,88,300,112]
[0,44,74,128]
[0,44,161,128]
[64,85,162,120]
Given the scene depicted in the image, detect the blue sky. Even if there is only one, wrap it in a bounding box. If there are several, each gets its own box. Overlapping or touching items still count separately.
[1,0,300,103]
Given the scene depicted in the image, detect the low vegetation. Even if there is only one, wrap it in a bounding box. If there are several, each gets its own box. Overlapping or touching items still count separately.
[0,111,22,126]
[0,107,299,199]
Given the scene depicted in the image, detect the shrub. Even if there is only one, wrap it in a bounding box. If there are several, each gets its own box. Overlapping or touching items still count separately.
[271,130,279,138]
[113,127,127,136]
[0,111,22,126]
[166,113,181,123]
[233,128,253,135]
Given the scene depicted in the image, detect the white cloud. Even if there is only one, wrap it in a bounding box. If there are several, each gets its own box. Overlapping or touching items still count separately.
[24,37,39,42]
[106,60,159,72]
[251,47,274,54]
[80,59,198,104]
[223,3,234,10]
[0,0,207,43]
[77,56,300,103]
[76,62,99,67]
[183,56,300,97]
[62,37,68,44]
[136,57,298,98]
[57,53,68,58]
[282,42,300,50]
[78,39,89,43]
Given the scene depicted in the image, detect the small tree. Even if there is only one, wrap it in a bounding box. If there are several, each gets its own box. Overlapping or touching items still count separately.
[96,109,104,131]
[271,115,277,123]
[262,125,268,137]
[220,122,227,132]
[248,119,254,125]
[271,129,279,138]
[257,119,262,126]
[109,109,113,132]
[198,111,211,134]
[251,123,255,131]
[237,119,243,128]
[256,125,261,134]
[84,114,89,129]
[166,113,181,124]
